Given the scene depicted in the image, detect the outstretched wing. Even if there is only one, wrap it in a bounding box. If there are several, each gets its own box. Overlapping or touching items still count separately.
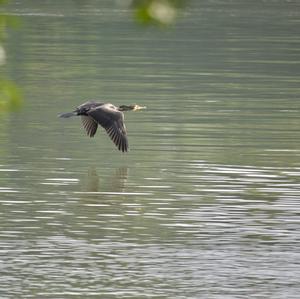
[87,104,129,152]
[81,115,98,137]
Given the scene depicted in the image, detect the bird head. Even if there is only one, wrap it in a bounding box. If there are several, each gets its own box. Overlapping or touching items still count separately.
[118,104,147,111]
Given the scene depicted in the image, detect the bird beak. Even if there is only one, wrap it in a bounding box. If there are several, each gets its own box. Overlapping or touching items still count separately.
[134,105,147,111]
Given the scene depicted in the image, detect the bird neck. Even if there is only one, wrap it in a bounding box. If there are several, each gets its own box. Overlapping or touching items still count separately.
[118,105,135,111]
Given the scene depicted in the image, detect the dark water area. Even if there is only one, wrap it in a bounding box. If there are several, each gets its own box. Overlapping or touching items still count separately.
[0,0,300,298]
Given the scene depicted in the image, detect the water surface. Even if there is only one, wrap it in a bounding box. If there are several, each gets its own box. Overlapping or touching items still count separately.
[1,1,300,298]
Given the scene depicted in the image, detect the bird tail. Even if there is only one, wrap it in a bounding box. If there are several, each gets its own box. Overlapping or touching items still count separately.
[58,111,77,118]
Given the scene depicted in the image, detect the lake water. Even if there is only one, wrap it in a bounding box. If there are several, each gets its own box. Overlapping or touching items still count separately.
[1,0,300,298]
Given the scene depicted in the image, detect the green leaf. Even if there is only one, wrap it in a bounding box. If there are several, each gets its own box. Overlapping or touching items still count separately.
[0,79,23,112]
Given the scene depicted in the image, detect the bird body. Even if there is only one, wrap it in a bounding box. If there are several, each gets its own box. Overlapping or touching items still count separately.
[59,101,146,152]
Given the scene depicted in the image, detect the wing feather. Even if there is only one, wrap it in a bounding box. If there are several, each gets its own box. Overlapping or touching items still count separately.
[87,104,129,152]
[81,115,98,137]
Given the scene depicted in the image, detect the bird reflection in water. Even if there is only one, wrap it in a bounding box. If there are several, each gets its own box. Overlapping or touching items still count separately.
[110,167,129,192]
[84,167,100,193]
[82,166,129,195]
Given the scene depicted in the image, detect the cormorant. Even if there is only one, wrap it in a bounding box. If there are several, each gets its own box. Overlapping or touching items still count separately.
[59,101,146,152]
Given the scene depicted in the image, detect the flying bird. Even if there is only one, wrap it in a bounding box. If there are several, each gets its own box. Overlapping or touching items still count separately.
[59,101,146,152]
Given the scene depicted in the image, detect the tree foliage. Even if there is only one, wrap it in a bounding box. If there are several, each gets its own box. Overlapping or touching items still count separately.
[131,0,188,26]
[0,0,22,112]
